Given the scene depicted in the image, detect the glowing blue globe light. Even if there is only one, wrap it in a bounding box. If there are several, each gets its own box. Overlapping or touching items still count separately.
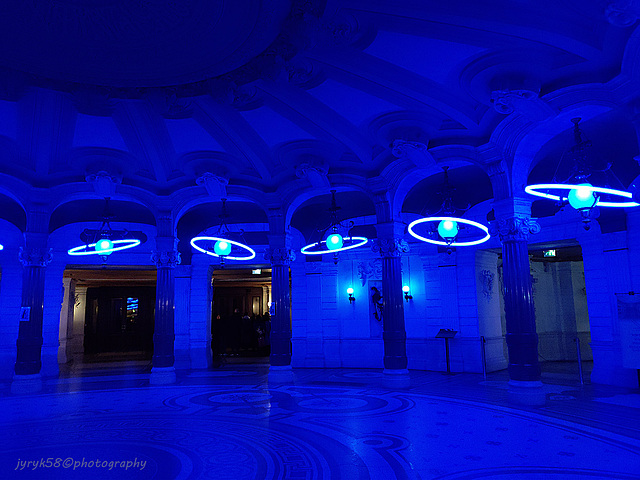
[326,233,344,250]
[95,238,114,255]
[214,240,232,256]
[568,183,598,210]
[0,243,4,251]
[437,219,458,239]
[402,285,410,293]
[347,287,354,295]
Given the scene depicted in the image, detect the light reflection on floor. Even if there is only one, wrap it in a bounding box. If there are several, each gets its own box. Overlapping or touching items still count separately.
[1,366,639,479]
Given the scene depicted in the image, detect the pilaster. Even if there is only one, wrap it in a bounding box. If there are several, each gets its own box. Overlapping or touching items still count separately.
[13,219,52,393]
[150,219,181,385]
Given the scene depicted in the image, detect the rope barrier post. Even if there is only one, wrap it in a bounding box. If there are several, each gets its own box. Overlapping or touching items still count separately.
[480,336,487,380]
[575,337,584,386]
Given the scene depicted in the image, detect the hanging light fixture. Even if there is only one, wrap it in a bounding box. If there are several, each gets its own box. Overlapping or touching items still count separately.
[190,198,256,268]
[300,190,368,264]
[408,167,490,254]
[67,198,143,262]
[525,118,639,230]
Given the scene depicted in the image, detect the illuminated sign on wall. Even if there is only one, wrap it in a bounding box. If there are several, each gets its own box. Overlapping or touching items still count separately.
[543,249,556,257]
[252,269,262,275]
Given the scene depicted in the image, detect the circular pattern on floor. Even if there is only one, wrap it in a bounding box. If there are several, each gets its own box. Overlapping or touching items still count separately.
[1,376,639,479]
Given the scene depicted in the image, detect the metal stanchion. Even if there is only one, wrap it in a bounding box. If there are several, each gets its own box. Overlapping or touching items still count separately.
[575,337,584,386]
[480,336,487,380]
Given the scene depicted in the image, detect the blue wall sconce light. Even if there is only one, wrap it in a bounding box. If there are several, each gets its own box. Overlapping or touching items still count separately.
[347,287,355,303]
[0,243,4,251]
[402,285,412,302]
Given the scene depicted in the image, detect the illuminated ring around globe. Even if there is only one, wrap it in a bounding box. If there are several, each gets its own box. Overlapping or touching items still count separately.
[68,239,141,256]
[190,236,256,260]
[408,217,490,247]
[525,184,640,208]
[301,237,369,255]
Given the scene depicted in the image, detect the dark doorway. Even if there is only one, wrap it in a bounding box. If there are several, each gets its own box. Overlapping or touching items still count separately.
[212,268,271,362]
[84,286,156,360]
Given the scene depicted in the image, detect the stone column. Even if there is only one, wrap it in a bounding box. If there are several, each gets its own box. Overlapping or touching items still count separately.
[265,247,295,371]
[57,277,76,364]
[262,285,270,315]
[373,236,410,386]
[70,286,87,362]
[491,216,544,404]
[13,231,52,394]
[150,227,181,385]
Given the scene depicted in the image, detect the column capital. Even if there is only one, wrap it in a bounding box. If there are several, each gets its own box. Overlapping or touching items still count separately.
[19,245,53,267]
[489,216,540,243]
[264,247,296,265]
[372,238,410,258]
[151,250,181,268]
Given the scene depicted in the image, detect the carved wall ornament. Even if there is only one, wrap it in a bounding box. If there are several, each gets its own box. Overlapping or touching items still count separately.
[264,247,296,265]
[196,172,229,199]
[295,161,329,188]
[357,260,383,286]
[19,246,53,267]
[490,89,539,114]
[489,217,541,243]
[479,269,494,301]
[372,238,410,258]
[85,170,121,197]
[151,250,181,268]
[391,139,428,159]
[606,1,640,26]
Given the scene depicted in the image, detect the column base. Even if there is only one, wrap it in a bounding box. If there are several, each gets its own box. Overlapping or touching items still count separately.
[268,365,294,384]
[11,373,43,395]
[150,366,176,385]
[383,368,411,388]
[508,380,546,406]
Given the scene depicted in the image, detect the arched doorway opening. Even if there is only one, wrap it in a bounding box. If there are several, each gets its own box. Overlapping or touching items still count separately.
[211,267,271,364]
[62,268,157,373]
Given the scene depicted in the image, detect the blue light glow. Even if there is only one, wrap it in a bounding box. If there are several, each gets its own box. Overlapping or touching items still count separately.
[402,285,410,293]
[95,238,114,255]
[190,236,256,260]
[301,236,369,255]
[68,239,141,256]
[0,243,3,251]
[326,233,344,250]
[437,219,458,239]
[567,183,598,210]
[214,240,232,256]
[524,183,640,208]
[347,287,354,295]
[408,217,490,247]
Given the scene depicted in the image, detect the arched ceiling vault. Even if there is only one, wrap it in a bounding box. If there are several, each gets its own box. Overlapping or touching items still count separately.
[0,0,638,240]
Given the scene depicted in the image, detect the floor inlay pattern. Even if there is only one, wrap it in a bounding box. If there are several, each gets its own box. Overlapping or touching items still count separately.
[1,368,639,479]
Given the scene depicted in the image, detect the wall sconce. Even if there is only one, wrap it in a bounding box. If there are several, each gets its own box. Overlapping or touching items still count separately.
[347,287,355,303]
[402,285,413,302]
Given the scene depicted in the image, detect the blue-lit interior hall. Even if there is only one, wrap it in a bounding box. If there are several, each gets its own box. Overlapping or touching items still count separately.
[1,1,640,479]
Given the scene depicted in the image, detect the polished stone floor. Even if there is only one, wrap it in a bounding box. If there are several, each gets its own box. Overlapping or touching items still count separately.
[1,364,639,479]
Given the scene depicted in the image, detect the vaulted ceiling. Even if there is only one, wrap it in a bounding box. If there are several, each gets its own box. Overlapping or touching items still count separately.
[0,0,639,240]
